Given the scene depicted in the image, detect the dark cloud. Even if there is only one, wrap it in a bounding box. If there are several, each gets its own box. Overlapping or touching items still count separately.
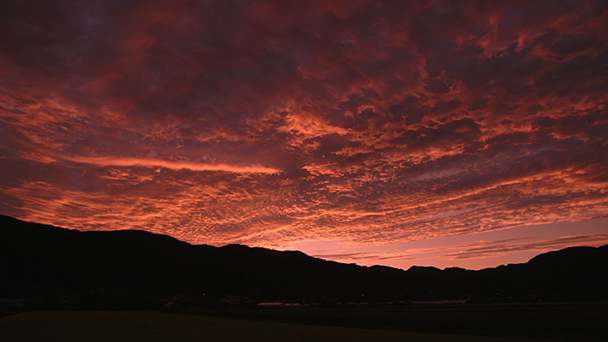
[549,34,595,55]
[432,99,462,114]
[468,98,490,111]
[389,95,429,125]
[425,79,451,94]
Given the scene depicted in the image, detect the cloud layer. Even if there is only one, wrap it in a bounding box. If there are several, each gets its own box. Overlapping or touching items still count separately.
[1,0,607,266]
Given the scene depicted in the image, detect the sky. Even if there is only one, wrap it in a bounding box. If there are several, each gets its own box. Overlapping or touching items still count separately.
[1,0,607,270]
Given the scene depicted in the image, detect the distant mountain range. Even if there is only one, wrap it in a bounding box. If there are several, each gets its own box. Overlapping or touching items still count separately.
[1,214,607,309]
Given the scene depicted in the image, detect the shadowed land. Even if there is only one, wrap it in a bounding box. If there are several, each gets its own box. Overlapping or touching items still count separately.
[182,302,608,341]
[0,311,559,342]
[1,215,607,340]
[2,214,607,306]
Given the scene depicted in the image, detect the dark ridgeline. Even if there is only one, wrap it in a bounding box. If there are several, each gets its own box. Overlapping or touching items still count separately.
[1,214,607,310]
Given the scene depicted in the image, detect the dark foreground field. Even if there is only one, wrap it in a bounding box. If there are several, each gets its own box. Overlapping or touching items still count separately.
[0,311,554,342]
[184,302,608,340]
[1,303,606,341]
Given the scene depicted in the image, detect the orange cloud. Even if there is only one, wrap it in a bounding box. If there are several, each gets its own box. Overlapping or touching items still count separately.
[59,155,281,174]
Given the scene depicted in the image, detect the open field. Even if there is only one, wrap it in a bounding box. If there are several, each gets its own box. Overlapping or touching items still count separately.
[184,302,608,340]
[0,311,559,342]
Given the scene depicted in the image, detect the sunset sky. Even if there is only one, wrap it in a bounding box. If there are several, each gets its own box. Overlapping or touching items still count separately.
[1,0,607,270]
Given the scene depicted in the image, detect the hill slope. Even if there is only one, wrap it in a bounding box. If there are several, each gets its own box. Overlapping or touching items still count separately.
[1,215,607,307]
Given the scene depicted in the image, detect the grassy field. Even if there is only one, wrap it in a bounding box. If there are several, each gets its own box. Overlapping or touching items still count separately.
[183,302,608,340]
[0,311,559,342]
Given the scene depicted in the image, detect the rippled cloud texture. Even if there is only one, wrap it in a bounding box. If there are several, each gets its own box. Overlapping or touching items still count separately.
[1,0,607,268]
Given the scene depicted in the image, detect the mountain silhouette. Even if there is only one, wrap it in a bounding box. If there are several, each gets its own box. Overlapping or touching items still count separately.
[1,214,607,309]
